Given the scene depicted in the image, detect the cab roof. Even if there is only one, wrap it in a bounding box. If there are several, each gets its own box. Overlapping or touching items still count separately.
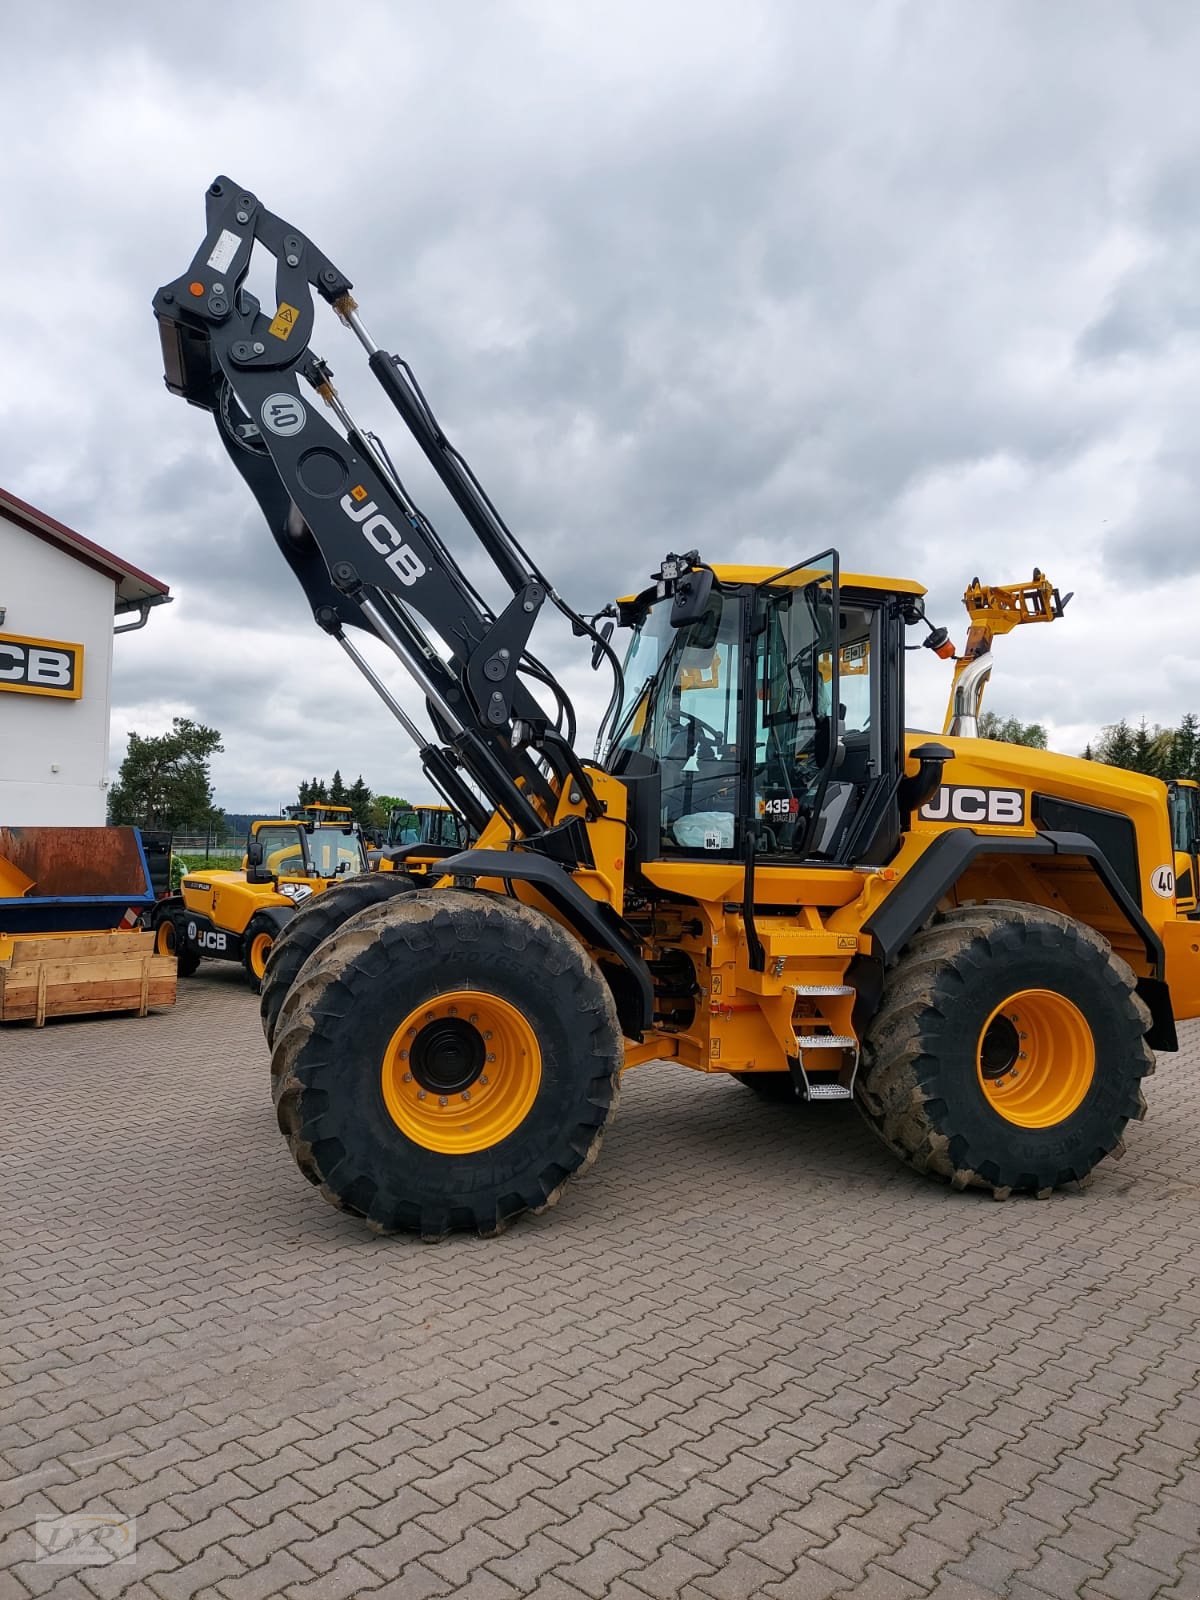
[618,564,926,606]
[709,564,926,595]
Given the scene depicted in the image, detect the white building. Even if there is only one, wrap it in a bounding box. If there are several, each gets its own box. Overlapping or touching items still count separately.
[0,487,171,825]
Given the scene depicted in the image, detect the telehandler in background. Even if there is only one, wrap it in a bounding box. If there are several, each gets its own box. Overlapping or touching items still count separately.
[152,814,368,989]
[154,178,1200,1237]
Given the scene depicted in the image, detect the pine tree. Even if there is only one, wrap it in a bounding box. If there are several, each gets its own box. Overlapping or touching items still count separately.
[1082,743,1094,761]
[1171,712,1199,780]
[1130,718,1160,777]
[329,769,348,805]
[1096,719,1136,769]
[347,775,373,827]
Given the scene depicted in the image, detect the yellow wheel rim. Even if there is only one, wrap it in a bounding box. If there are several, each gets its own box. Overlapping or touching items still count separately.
[155,920,176,957]
[249,932,274,980]
[380,990,542,1155]
[976,988,1095,1129]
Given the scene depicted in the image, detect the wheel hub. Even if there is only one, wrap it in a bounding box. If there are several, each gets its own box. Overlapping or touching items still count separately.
[976,988,1096,1128]
[380,991,543,1155]
[978,1013,1020,1080]
[410,1018,486,1095]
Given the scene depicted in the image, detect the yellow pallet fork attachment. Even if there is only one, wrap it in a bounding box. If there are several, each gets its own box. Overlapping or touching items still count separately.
[944,568,1071,737]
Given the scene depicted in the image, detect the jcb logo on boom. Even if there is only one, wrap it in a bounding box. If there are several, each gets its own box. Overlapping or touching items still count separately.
[919,785,1026,827]
[340,487,426,587]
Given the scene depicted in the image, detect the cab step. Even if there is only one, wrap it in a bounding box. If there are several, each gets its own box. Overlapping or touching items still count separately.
[787,984,853,996]
[805,1083,854,1100]
[795,1034,857,1049]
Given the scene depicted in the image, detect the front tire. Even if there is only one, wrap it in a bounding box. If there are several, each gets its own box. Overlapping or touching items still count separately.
[243,913,279,994]
[271,889,623,1238]
[857,903,1154,1196]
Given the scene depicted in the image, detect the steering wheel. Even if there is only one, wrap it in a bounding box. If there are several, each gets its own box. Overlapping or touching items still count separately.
[668,707,725,761]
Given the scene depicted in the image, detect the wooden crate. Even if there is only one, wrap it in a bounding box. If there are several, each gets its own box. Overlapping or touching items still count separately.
[0,931,177,1026]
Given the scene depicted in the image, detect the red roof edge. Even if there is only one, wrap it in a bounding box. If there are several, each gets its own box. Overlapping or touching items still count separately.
[0,484,171,607]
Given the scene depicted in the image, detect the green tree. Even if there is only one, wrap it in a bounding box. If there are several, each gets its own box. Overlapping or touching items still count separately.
[108,717,223,832]
[1170,712,1199,780]
[1130,718,1161,778]
[1082,742,1094,760]
[977,710,1048,749]
[369,793,410,832]
[1096,718,1136,769]
[329,769,348,806]
[347,774,374,827]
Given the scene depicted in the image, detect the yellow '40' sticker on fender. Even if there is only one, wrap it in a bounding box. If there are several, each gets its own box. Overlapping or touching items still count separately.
[1150,864,1176,899]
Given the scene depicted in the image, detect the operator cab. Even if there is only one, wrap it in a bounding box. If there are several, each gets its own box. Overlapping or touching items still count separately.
[608,555,920,868]
[247,819,368,884]
[387,804,470,850]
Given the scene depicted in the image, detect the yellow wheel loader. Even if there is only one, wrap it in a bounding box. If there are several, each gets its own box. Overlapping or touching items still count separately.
[371,802,474,880]
[151,817,369,991]
[154,179,1200,1236]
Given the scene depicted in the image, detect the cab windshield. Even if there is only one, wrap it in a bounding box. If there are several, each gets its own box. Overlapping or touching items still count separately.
[609,569,840,856]
[306,827,368,879]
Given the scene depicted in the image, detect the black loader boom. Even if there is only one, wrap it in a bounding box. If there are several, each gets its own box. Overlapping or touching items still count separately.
[153,176,621,860]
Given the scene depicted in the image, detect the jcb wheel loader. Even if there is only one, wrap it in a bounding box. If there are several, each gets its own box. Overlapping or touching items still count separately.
[154,179,1200,1236]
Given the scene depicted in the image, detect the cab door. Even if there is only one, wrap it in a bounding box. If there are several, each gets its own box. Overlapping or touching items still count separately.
[1167,781,1199,914]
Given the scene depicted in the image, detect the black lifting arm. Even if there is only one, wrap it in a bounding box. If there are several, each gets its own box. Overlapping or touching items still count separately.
[153,176,614,850]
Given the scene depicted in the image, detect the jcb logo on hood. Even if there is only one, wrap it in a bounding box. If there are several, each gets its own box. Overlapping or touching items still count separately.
[340,489,426,587]
[919,785,1026,826]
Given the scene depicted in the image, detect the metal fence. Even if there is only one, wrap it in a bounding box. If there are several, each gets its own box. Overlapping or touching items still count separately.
[170,836,246,856]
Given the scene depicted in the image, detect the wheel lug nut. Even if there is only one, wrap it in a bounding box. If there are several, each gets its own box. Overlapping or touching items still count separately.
[449,1005,458,1016]
[439,1096,448,1107]
[487,1053,496,1063]
[403,1072,412,1083]
[418,1090,427,1100]
[469,1013,478,1023]
[484,1031,493,1041]
[1018,1052,1027,1060]
[462,1090,471,1101]
[399,1050,408,1060]
[480,1074,489,1085]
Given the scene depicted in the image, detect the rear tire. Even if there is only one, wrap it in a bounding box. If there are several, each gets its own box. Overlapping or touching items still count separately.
[154,910,199,978]
[271,889,623,1238]
[856,903,1154,1196]
[259,873,416,1045]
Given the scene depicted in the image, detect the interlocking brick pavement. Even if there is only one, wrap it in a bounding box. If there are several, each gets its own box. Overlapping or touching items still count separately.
[2,963,1200,1598]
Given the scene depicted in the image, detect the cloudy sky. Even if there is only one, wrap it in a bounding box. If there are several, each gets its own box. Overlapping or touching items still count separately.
[4,1,1200,812]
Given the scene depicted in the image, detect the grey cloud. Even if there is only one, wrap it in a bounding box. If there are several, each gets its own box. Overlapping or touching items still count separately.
[6,0,1200,808]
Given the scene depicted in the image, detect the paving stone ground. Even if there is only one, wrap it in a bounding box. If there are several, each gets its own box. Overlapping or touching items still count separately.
[2,963,1200,1600]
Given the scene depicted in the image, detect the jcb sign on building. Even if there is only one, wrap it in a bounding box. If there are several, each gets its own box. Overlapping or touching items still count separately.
[0,632,84,699]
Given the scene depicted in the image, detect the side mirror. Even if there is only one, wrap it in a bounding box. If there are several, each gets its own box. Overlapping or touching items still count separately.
[670,566,714,628]
[246,835,273,883]
[899,741,955,815]
[591,618,615,669]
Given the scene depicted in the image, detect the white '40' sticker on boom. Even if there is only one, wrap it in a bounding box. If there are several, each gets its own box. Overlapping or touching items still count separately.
[340,488,427,587]
[919,785,1026,826]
